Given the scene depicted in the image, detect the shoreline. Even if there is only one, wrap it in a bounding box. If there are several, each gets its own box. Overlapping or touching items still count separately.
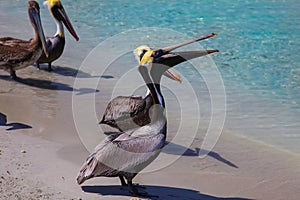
[1,5,300,200]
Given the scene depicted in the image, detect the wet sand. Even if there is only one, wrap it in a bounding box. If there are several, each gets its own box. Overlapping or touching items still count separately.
[1,11,300,200]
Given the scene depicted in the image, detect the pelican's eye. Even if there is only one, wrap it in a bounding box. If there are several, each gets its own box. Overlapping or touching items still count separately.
[139,49,148,61]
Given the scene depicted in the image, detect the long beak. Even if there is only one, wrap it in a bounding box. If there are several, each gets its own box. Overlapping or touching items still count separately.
[58,5,79,41]
[31,7,49,57]
[163,69,182,83]
[140,33,218,83]
[161,33,217,52]
[163,50,219,60]
[155,50,219,68]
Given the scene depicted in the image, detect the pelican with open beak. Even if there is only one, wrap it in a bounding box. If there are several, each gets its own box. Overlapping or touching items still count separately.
[77,33,219,197]
[0,1,49,79]
[36,0,79,71]
[100,33,218,132]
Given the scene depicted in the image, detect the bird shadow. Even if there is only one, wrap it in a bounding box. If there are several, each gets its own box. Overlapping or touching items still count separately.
[163,142,238,168]
[0,112,32,131]
[0,75,99,95]
[35,64,114,79]
[16,76,74,91]
[81,185,253,200]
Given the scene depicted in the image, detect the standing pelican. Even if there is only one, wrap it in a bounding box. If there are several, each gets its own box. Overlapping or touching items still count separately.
[0,1,49,79]
[77,41,218,196]
[99,65,182,132]
[100,33,217,132]
[36,0,79,71]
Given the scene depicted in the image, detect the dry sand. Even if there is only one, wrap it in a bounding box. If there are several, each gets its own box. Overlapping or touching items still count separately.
[1,11,300,200]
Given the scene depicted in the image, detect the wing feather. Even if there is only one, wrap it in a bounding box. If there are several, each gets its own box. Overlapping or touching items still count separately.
[76,130,165,184]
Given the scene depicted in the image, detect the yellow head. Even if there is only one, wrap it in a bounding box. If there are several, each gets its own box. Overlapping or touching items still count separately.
[134,45,155,67]
[45,0,62,8]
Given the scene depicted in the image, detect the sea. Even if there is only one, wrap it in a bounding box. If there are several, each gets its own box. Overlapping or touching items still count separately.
[1,0,299,154]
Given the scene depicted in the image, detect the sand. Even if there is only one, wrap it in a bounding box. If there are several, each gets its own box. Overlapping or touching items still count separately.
[1,10,300,200]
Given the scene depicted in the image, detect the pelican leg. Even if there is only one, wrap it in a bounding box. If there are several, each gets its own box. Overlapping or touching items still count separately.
[120,176,146,189]
[48,62,52,72]
[9,68,17,80]
[36,62,40,69]
[119,176,127,186]
[127,179,149,197]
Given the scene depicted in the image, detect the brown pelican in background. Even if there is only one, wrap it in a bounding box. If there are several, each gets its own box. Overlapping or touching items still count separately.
[36,0,79,71]
[77,38,218,196]
[0,1,49,79]
[99,33,217,132]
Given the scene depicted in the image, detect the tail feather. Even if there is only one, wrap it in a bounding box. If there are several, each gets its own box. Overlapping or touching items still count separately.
[76,156,98,185]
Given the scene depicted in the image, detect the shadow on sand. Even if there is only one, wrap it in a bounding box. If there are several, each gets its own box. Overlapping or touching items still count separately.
[0,112,32,131]
[163,142,238,168]
[36,64,114,79]
[0,75,99,95]
[16,77,74,91]
[81,185,253,200]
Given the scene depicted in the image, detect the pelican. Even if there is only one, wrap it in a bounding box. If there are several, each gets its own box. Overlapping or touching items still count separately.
[99,65,182,132]
[0,1,49,79]
[36,0,79,71]
[77,38,218,196]
[99,33,217,132]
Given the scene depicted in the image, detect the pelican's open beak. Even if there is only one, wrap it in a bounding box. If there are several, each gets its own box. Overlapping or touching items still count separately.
[161,32,217,52]
[136,33,218,83]
[47,0,79,41]
[154,49,219,68]
[29,2,49,57]
[152,33,219,67]
[164,69,183,83]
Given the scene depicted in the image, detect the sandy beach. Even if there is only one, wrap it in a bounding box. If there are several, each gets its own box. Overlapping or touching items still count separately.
[1,5,300,200]
[1,107,300,200]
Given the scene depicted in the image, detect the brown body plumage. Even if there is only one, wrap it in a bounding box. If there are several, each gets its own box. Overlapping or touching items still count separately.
[37,35,65,71]
[100,94,153,131]
[36,0,79,71]
[77,49,168,197]
[0,1,48,79]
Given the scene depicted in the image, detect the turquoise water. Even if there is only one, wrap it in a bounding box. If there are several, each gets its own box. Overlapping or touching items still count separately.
[1,0,300,153]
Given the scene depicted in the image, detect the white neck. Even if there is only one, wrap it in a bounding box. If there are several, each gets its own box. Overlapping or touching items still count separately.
[145,88,151,96]
[44,1,64,37]
[55,19,64,37]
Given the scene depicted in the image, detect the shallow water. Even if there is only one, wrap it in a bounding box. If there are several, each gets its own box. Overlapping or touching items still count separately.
[1,0,299,154]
